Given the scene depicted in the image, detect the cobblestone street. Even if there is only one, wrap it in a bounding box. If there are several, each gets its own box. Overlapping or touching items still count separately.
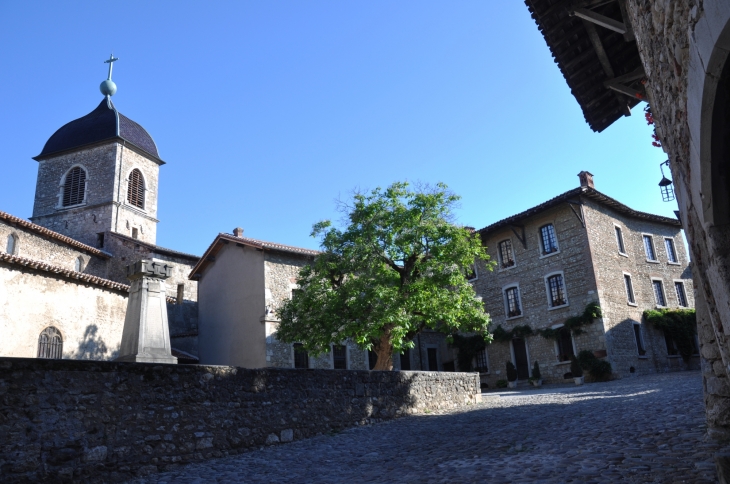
[131,371,721,483]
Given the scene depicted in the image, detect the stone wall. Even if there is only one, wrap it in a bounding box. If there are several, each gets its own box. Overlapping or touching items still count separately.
[626,0,730,438]
[0,219,109,278]
[0,263,127,360]
[0,358,481,483]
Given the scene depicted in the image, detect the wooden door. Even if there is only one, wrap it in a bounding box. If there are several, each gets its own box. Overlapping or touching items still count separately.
[512,338,530,380]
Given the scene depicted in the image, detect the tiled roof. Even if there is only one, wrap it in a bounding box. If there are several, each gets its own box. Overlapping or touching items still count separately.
[524,0,644,132]
[189,233,318,279]
[0,210,111,259]
[0,252,129,293]
[35,97,161,161]
[477,186,681,237]
[107,232,200,262]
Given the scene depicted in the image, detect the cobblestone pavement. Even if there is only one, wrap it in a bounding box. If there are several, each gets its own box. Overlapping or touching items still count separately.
[131,371,722,483]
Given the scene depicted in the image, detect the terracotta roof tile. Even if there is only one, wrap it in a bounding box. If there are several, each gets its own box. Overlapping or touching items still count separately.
[0,210,111,259]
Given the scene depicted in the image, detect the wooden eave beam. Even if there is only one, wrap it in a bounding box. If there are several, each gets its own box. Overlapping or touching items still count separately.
[617,0,635,41]
[605,81,646,100]
[581,19,631,116]
[571,7,626,34]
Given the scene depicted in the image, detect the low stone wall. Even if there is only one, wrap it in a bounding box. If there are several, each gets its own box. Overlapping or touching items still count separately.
[0,358,480,483]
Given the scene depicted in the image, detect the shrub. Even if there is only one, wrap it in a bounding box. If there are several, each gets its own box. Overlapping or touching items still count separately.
[532,361,541,380]
[590,360,612,381]
[577,350,597,371]
[570,356,583,377]
[496,379,508,388]
[506,361,518,382]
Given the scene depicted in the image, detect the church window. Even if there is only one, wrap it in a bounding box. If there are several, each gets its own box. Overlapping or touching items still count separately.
[5,233,18,255]
[62,166,86,207]
[127,169,145,209]
[37,327,63,359]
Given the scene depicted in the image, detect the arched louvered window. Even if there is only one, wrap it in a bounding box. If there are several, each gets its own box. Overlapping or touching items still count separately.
[127,169,145,209]
[62,167,86,207]
[37,327,63,359]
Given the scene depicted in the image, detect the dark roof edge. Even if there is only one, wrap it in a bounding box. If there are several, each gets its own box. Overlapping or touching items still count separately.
[477,186,681,236]
[0,252,129,293]
[32,137,166,165]
[0,210,112,259]
[107,232,200,262]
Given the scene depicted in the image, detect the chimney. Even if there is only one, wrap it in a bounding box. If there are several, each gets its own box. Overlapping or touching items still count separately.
[233,227,244,237]
[578,171,594,188]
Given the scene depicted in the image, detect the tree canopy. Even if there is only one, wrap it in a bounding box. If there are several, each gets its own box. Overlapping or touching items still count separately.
[277,181,493,370]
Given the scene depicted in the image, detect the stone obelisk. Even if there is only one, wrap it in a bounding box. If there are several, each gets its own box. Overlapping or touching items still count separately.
[116,259,178,364]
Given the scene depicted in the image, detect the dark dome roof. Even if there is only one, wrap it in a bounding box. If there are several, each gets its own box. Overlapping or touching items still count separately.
[36,97,160,160]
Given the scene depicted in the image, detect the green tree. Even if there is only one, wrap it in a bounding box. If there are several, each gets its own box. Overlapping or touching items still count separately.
[277,181,494,370]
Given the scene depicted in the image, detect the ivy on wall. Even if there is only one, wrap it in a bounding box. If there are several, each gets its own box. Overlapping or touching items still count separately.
[538,302,602,340]
[644,308,697,362]
[491,325,534,343]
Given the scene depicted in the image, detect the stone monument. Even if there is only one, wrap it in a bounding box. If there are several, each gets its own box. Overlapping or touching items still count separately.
[116,259,178,364]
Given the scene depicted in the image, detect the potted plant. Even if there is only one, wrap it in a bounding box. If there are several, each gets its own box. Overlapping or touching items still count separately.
[528,361,542,387]
[506,361,518,388]
[570,356,584,385]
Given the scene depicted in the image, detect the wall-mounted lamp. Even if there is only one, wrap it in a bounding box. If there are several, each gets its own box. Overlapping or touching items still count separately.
[658,160,675,202]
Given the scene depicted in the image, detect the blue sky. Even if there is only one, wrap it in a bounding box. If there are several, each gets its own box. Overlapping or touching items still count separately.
[0,1,673,256]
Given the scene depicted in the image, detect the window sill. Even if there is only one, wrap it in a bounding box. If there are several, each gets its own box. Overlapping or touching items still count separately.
[548,303,569,311]
[638,355,649,359]
[539,250,561,260]
[505,314,524,321]
[554,360,571,366]
[627,302,638,307]
[667,261,681,266]
[646,259,660,264]
[498,265,517,273]
[56,202,87,211]
[618,252,629,258]
[655,305,668,309]
[123,203,149,215]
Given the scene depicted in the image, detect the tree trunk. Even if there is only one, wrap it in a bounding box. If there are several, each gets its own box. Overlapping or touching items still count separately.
[372,330,394,370]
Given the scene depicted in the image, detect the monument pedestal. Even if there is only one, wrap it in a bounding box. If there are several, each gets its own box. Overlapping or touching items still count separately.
[116,259,178,364]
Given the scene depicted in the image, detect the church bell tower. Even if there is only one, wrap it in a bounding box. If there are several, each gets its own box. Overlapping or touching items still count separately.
[30,55,164,248]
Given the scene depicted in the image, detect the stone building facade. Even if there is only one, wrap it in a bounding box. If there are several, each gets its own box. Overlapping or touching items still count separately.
[472,173,694,387]
[191,230,371,370]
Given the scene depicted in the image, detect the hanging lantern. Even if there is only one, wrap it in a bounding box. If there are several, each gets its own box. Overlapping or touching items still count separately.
[658,160,675,202]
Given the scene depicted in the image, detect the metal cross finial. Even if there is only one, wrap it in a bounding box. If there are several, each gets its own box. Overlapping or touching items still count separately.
[104,54,119,80]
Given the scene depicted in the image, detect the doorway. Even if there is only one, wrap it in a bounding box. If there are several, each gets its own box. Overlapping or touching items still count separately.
[512,338,530,380]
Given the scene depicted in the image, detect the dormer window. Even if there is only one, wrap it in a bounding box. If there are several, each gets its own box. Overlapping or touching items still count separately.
[540,224,558,255]
[62,166,86,207]
[498,239,515,268]
[127,169,145,209]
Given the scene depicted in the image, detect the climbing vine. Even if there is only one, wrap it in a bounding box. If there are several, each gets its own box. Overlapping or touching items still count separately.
[491,325,534,343]
[448,334,487,372]
[644,308,697,362]
[537,302,603,340]
[645,104,662,148]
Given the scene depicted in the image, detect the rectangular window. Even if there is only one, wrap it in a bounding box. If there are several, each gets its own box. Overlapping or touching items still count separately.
[557,328,575,362]
[633,324,646,356]
[498,239,515,268]
[653,280,666,306]
[540,224,558,255]
[332,345,347,369]
[132,227,139,239]
[615,226,626,254]
[664,332,679,356]
[427,348,439,371]
[368,350,377,370]
[96,232,105,248]
[624,274,635,304]
[675,282,688,307]
[400,349,411,371]
[293,343,309,369]
[643,235,657,261]
[547,274,567,307]
[505,286,522,318]
[475,349,488,372]
[665,238,678,263]
[466,263,478,281]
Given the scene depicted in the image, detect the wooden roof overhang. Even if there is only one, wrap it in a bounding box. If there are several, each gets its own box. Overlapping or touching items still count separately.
[525,0,646,132]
